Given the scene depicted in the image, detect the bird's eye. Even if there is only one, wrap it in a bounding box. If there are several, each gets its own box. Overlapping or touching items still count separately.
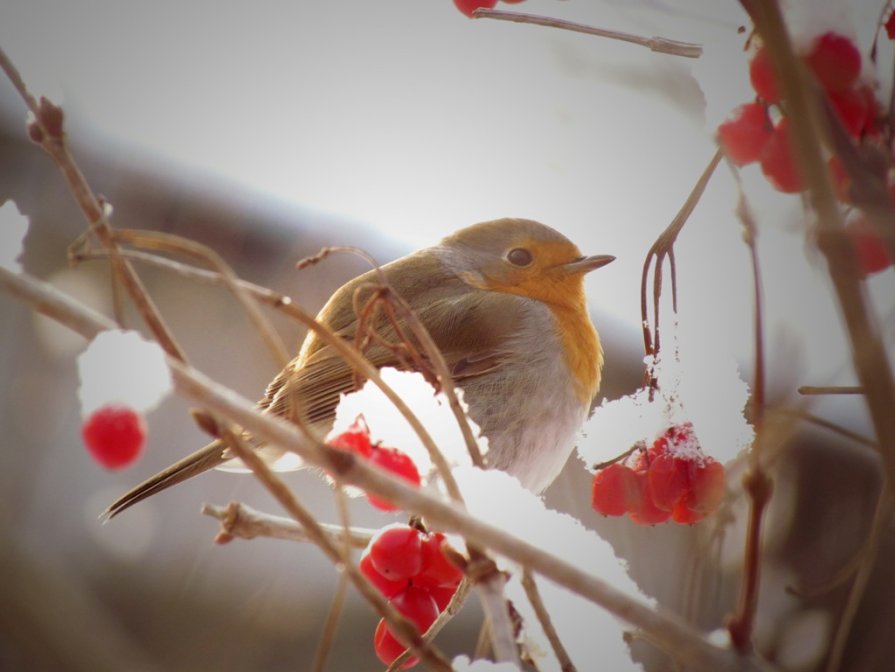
[506,247,533,267]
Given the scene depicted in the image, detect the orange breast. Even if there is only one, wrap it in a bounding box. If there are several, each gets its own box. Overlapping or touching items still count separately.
[550,300,602,405]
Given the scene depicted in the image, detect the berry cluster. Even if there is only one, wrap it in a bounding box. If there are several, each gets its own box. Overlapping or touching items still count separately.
[717,31,892,276]
[718,32,871,185]
[361,523,464,668]
[453,0,525,19]
[82,404,147,469]
[591,423,725,525]
[327,417,421,511]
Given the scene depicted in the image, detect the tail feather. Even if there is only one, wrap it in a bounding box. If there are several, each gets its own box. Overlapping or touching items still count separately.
[102,441,228,520]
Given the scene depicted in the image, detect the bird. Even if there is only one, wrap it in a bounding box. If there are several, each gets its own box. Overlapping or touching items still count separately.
[104,218,614,518]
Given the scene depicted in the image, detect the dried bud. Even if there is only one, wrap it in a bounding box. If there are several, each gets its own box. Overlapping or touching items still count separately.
[27,118,44,144]
[38,96,65,140]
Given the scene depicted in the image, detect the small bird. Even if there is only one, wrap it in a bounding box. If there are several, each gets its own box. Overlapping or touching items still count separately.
[105,218,613,518]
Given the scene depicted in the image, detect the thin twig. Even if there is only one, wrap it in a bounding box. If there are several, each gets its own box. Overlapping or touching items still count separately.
[797,386,864,396]
[522,568,576,672]
[825,487,892,672]
[726,171,773,654]
[78,242,467,503]
[73,247,287,304]
[641,149,723,390]
[102,228,290,367]
[744,0,895,498]
[312,572,349,672]
[472,8,703,58]
[1,266,772,672]
[309,245,485,471]
[201,501,374,548]
[349,284,467,501]
[381,288,486,470]
[312,484,355,671]
[387,580,474,672]
[771,408,877,451]
[0,265,117,338]
[299,246,515,665]
[0,46,187,363]
[171,360,769,672]
[214,426,451,672]
[787,536,874,599]
[474,619,493,660]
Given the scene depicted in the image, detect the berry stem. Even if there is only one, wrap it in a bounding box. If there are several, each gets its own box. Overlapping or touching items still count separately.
[640,149,722,391]
[726,468,773,653]
[797,385,864,395]
[471,8,703,58]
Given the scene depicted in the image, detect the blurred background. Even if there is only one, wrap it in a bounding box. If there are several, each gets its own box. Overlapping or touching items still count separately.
[1,1,893,670]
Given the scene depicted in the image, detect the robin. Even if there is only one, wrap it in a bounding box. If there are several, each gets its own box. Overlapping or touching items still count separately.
[105,218,614,518]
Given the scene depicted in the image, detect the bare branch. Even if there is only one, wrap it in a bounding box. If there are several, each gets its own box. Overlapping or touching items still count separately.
[798,386,864,395]
[3,267,772,672]
[0,46,187,362]
[201,501,374,548]
[472,8,702,58]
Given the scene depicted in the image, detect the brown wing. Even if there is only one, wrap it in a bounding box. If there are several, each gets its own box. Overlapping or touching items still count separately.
[104,257,526,519]
[261,285,528,432]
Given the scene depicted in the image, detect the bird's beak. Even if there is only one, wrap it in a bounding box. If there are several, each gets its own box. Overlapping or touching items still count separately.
[561,254,615,274]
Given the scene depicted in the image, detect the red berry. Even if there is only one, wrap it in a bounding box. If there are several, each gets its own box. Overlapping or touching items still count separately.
[369,524,424,581]
[760,120,804,193]
[717,103,772,166]
[828,88,868,138]
[628,471,672,525]
[373,619,417,669]
[416,533,464,589]
[845,216,892,276]
[687,460,726,515]
[671,498,706,525]
[453,0,498,18]
[647,452,690,511]
[327,416,373,457]
[429,584,459,612]
[81,404,146,469]
[360,551,408,598]
[591,463,639,516]
[804,32,861,93]
[390,585,439,634]
[654,422,698,457]
[366,446,421,511]
[749,47,780,103]
[886,12,895,40]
